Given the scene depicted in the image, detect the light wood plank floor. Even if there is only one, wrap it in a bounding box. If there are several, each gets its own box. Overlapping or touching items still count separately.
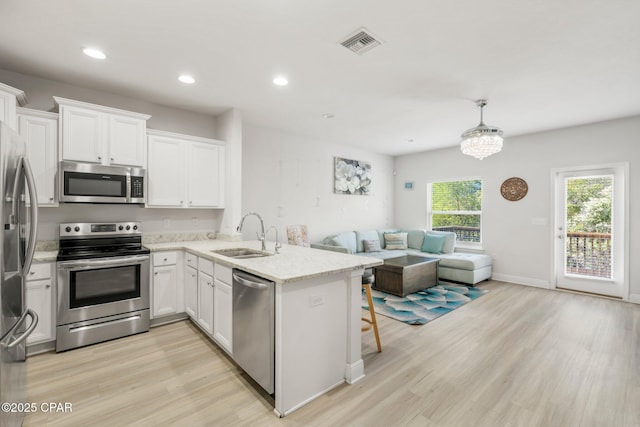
[24,281,640,427]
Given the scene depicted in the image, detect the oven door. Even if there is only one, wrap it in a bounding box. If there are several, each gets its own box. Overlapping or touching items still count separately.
[57,255,150,326]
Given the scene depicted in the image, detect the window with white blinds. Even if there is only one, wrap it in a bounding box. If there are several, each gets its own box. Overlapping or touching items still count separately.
[427,178,482,244]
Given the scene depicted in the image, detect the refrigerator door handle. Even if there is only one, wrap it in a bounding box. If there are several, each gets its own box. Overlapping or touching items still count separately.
[21,157,39,277]
[5,309,39,349]
[8,154,25,227]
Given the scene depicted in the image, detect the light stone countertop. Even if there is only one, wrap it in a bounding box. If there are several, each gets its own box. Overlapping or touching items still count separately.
[144,240,383,284]
[33,251,59,263]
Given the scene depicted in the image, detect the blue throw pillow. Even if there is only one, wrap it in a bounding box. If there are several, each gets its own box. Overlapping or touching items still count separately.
[421,234,445,254]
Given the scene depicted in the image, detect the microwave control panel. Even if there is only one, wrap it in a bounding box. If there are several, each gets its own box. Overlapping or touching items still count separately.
[131,176,144,198]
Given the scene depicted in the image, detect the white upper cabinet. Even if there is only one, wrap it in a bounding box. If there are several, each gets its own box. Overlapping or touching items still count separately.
[107,114,146,167]
[0,82,27,131]
[54,97,150,167]
[147,129,225,208]
[147,133,186,207]
[17,108,58,206]
[188,142,224,207]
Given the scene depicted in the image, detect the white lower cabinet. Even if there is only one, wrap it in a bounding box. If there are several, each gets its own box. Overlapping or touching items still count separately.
[213,264,233,354]
[25,263,54,345]
[185,264,198,320]
[154,250,232,354]
[196,257,214,335]
[197,272,214,335]
[152,251,183,318]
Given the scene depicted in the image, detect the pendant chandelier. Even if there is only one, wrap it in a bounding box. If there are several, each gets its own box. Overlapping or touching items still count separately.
[460,99,503,160]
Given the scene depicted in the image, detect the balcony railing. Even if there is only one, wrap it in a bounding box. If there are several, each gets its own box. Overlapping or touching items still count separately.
[433,227,612,279]
[565,231,611,278]
[433,226,480,243]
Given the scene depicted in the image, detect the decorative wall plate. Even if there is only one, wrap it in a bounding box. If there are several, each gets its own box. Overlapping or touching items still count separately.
[500,177,528,201]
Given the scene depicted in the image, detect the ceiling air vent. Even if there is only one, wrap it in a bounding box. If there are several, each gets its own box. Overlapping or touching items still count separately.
[340,28,382,55]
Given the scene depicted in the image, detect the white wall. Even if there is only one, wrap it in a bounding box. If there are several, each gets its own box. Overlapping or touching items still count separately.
[0,68,216,138]
[242,123,395,244]
[1,69,225,239]
[394,115,640,299]
[215,109,243,237]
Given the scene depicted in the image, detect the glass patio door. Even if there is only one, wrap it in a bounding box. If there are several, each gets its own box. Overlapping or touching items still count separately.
[554,166,626,297]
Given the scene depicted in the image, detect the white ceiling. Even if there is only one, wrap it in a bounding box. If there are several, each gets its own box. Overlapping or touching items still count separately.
[1,0,639,156]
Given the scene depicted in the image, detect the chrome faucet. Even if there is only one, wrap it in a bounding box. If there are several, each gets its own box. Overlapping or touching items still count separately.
[237,212,266,251]
[266,226,282,254]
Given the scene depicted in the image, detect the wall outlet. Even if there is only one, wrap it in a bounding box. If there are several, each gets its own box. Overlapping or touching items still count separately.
[192,217,199,228]
[163,218,171,229]
[309,295,325,307]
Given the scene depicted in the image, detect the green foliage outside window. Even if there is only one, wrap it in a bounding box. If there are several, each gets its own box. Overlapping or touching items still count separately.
[565,176,612,234]
[430,180,482,242]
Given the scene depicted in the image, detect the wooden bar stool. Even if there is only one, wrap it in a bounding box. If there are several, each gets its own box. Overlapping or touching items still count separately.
[362,271,381,352]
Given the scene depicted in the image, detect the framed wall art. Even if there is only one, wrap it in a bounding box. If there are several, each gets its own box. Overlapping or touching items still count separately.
[334,157,371,195]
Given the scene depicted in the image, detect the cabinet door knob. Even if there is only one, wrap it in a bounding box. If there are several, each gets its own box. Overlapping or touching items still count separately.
[98,156,102,160]
[110,157,114,161]
[154,272,158,275]
[164,258,168,261]
[49,197,54,201]
[45,284,51,289]
[192,274,196,278]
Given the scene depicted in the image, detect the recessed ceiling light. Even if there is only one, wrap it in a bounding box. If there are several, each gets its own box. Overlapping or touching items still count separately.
[273,76,288,86]
[322,113,335,119]
[83,48,106,59]
[178,75,195,84]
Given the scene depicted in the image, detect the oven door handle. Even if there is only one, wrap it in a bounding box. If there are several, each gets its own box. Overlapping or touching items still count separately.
[58,255,150,271]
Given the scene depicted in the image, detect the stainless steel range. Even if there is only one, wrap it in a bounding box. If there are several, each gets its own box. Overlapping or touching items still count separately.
[56,222,150,352]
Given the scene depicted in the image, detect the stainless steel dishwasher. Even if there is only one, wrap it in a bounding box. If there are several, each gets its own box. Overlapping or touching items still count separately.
[232,269,275,394]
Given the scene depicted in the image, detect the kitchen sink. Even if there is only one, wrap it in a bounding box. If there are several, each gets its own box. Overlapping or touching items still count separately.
[211,248,273,259]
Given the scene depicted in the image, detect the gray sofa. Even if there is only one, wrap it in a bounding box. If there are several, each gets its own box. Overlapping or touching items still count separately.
[311,229,492,285]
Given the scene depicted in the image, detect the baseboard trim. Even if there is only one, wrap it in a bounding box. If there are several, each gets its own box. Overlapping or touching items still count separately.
[491,273,551,289]
[345,359,365,384]
[27,340,55,356]
[629,293,640,304]
[150,312,188,327]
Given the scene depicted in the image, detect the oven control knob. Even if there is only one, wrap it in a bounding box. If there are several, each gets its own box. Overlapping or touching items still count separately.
[65,226,71,233]
[126,225,131,230]
[118,225,124,231]
[74,226,80,232]
[133,225,138,231]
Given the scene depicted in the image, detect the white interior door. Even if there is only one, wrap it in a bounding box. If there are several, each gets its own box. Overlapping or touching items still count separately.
[554,165,626,297]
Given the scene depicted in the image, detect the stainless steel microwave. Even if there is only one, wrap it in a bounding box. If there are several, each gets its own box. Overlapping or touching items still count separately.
[59,161,145,204]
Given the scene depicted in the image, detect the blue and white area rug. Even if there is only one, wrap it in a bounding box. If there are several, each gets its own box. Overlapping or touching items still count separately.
[362,283,488,325]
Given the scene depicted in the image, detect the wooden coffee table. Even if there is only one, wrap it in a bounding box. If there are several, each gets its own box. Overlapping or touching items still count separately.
[374,255,439,297]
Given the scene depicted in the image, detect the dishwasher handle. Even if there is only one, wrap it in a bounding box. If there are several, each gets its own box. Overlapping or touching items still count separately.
[233,272,270,290]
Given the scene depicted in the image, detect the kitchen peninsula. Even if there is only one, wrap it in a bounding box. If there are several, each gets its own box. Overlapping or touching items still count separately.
[144,239,382,417]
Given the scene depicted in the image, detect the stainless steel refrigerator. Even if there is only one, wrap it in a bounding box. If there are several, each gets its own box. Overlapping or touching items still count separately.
[0,122,39,427]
